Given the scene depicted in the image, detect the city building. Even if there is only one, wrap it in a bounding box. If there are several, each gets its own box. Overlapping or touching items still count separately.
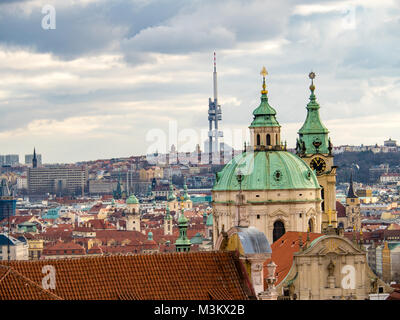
[384,138,397,147]
[27,166,88,196]
[88,179,117,195]
[0,179,16,221]
[0,155,20,167]
[380,173,400,184]
[27,239,44,260]
[0,234,28,261]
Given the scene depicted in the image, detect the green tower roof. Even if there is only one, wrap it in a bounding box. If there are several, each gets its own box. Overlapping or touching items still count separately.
[178,211,188,225]
[213,150,320,191]
[298,81,328,135]
[126,194,139,204]
[250,68,280,128]
[297,72,330,155]
[167,182,176,202]
[175,209,191,251]
[182,181,190,201]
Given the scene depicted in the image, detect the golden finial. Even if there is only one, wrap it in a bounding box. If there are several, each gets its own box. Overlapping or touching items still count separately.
[260,66,268,94]
[309,71,316,92]
[261,66,268,77]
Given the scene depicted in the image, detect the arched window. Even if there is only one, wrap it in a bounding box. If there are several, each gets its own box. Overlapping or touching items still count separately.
[273,220,285,242]
[276,134,278,145]
[308,219,314,232]
[266,134,271,146]
[338,222,344,229]
[257,134,260,146]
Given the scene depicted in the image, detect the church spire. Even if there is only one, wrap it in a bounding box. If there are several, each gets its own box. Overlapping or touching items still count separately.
[347,172,357,198]
[250,67,279,129]
[32,147,37,168]
[297,72,329,155]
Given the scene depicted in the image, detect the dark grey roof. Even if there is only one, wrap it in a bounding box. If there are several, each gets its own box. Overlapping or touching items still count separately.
[237,226,271,254]
[0,234,21,246]
[347,173,357,198]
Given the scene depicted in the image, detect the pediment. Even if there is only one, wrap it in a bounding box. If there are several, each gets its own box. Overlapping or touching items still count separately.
[269,209,289,218]
[305,208,316,217]
[300,235,364,256]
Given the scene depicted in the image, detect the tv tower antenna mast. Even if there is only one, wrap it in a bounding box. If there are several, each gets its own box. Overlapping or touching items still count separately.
[208,52,223,163]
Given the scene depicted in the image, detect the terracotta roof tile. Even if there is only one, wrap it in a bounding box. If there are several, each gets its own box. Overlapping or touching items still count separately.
[1,251,252,300]
[0,265,62,300]
[264,231,324,286]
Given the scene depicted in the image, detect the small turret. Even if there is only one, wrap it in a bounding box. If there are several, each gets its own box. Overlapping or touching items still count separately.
[249,67,281,151]
[175,206,191,252]
[164,203,173,235]
[167,181,176,202]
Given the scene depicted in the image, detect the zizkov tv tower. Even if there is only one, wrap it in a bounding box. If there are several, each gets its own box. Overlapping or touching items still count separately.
[208,52,223,163]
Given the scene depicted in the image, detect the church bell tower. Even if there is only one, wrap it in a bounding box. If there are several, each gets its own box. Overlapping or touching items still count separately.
[297,72,337,231]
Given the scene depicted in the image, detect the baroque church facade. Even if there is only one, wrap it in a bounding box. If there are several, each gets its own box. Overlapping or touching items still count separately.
[212,69,326,246]
[211,69,393,299]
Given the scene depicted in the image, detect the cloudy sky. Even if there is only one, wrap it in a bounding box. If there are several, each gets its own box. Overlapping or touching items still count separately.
[0,0,399,163]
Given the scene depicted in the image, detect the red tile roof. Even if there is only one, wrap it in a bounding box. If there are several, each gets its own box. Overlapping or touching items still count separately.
[264,231,324,287]
[0,265,62,300]
[94,230,147,244]
[1,251,254,300]
[43,241,86,256]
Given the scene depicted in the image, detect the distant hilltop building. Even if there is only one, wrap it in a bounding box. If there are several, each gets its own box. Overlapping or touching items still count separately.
[384,138,397,147]
[333,139,399,154]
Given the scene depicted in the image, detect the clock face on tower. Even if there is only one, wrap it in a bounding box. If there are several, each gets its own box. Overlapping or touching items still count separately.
[310,156,326,175]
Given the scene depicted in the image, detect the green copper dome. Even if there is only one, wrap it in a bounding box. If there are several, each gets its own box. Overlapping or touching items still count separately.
[250,92,280,128]
[213,151,320,191]
[126,194,139,205]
